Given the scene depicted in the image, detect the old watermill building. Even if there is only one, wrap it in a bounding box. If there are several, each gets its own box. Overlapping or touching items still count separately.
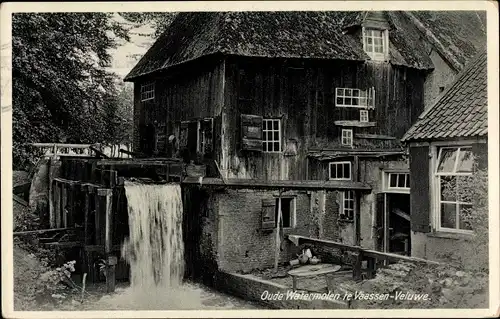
[122,10,487,277]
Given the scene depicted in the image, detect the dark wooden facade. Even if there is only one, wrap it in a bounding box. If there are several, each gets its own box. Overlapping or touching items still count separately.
[132,55,427,181]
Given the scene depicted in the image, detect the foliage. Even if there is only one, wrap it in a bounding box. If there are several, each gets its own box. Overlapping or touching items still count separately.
[118,12,177,38]
[38,260,77,293]
[12,13,130,169]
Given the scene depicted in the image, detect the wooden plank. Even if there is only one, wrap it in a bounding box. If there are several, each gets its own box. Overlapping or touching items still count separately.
[334,120,376,127]
[355,133,397,140]
[62,184,68,228]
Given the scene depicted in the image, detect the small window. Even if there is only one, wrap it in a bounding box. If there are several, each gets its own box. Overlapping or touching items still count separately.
[360,110,369,122]
[275,197,295,228]
[340,190,355,221]
[341,129,353,147]
[363,28,388,61]
[388,173,410,190]
[262,118,281,153]
[140,82,155,101]
[335,87,375,108]
[329,161,351,180]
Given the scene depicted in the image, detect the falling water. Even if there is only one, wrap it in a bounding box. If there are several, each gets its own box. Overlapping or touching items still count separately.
[90,181,259,310]
[121,181,184,290]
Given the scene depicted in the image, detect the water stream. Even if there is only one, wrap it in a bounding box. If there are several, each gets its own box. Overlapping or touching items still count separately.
[91,181,259,310]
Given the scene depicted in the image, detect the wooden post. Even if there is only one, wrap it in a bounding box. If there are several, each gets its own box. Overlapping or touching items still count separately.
[98,188,115,293]
[274,189,283,272]
[352,251,363,281]
[353,190,359,246]
[366,257,376,279]
[383,193,389,265]
[54,181,61,228]
[83,186,90,245]
[62,183,68,228]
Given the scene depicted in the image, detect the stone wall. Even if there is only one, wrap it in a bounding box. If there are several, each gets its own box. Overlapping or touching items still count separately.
[215,272,349,309]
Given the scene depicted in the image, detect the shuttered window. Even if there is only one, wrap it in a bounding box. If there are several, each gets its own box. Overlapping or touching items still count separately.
[261,199,276,229]
[241,114,263,151]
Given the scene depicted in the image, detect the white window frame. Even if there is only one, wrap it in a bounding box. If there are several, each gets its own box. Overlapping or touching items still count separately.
[275,197,296,229]
[363,27,389,61]
[341,129,353,147]
[431,144,475,234]
[360,110,369,122]
[329,161,352,181]
[387,172,410,191]
[140,82,155,101]
[340,190,355,221]
[262,118,281,153]
[335,87,375,109]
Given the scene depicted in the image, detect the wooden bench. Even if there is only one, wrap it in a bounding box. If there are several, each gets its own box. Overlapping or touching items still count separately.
[288,264,342,292]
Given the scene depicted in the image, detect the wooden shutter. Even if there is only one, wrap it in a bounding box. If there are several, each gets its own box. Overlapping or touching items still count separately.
[179,121,189,149]
[241,114,263,151]
[261,198,276,230]
[409,146,431,233]
[201,118,214,156]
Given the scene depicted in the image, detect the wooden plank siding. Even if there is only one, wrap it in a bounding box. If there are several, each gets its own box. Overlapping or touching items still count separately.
[220,57,426,180]
[133,57,226,158]
[133,56,426,181]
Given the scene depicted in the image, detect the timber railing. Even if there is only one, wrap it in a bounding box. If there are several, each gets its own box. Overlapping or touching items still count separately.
[287,235,441,281]
[30,143,132,158]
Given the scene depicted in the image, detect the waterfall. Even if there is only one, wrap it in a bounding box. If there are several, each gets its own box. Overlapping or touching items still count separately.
[122,181,184,290]
[90,181,256,309]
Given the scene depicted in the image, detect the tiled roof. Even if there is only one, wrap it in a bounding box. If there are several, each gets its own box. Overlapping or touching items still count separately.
[124,11,439,80]
[402,50,487,142]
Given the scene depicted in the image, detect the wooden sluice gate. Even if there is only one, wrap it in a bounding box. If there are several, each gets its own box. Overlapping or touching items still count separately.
[43,155,187,292]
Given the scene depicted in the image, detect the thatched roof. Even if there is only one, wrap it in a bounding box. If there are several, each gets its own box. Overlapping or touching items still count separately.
[124,11,486,81]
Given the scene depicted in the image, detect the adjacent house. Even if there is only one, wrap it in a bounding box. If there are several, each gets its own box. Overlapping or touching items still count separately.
[125,11,486,275]
[401,49,488,260]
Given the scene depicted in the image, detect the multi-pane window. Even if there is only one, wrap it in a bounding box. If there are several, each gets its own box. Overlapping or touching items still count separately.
[388,173,410,190]
[140,82,155,101]
[262,118,281,152]
[341,190,355,220]
[329,162,351,180]
[335,88,375,108]
[363,28,387,61]
[341,129,353,147]
[360,110,369,122]
[435,146,474,232]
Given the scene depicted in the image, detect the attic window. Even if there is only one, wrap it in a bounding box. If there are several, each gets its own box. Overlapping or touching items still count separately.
[140,82,155,101]
[363,28,389,61]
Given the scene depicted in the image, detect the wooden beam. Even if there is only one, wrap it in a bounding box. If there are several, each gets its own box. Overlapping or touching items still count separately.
[13,194,28,207]
[13,182,30,195]
[355,133,397,140]
[13,227,82,236]
[182,178,372,191]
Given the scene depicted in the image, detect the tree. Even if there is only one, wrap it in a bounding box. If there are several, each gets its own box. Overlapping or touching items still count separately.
[12,13,129,169]
[118,12,177,38]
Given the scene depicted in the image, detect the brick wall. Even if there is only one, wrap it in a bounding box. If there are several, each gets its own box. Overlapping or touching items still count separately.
[213,189,314,273]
